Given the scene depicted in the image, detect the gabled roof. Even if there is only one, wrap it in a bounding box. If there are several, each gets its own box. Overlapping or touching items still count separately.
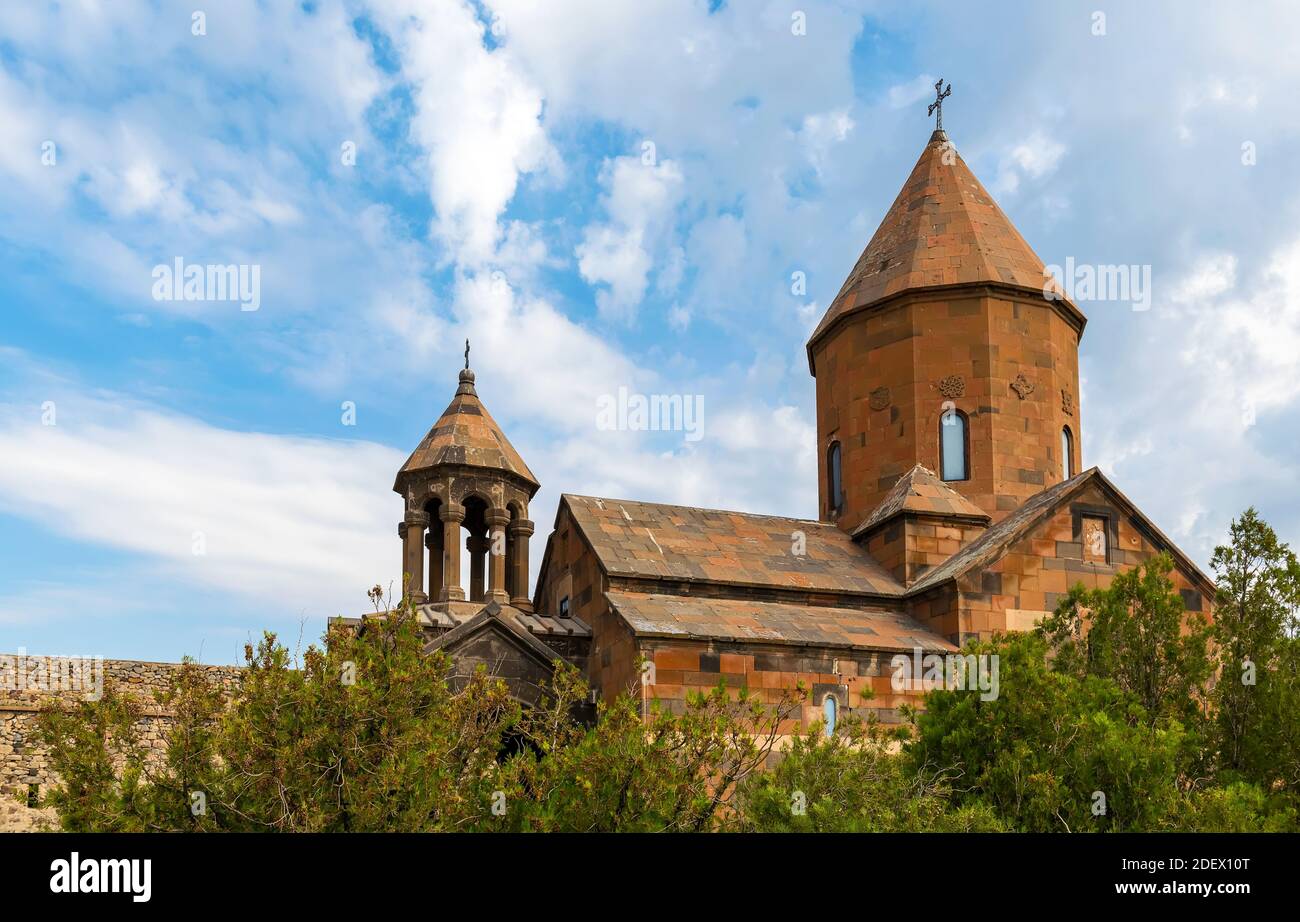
[418,599,590,639]
[851,463,990,538]
[423,600,572,667]
[908,467,1215,595]
[561,494,906,598]
[394,368,539,493]
[807,130,1083,371]
[606,591,956,653]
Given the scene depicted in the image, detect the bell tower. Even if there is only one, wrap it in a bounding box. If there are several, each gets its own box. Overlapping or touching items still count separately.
[393,347,539,610]
[807,124,1087,529]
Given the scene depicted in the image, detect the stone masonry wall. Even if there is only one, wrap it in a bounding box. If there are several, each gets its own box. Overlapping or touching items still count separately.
[0,656,241,832]
[640,639,931,735]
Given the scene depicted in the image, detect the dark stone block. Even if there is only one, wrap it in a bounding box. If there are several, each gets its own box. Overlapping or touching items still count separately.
[1056,541,1082,559]
[812,682,848,706]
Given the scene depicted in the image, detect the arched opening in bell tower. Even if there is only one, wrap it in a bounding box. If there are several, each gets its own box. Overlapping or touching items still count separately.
[459,495,490,603]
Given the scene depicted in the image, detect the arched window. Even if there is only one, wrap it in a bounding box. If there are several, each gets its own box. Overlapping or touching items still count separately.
[822,695,837,737]
[827,441,843,514]
[1061,426,1074,479]
[940,409,968,482]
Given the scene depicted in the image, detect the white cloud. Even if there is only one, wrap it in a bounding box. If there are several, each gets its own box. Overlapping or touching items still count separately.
[0,380,400,617]
[372,0,558,268]
[0,1,397,332]
[796,108,855,174]
[449,271,650,432]
[684,213,748,315]
[1089,236,1300,564]
[1177,76,1261,140]
[886,74,938,109]
[1170,252,1237,305]
[576,155,685,322]
[993,131,1066,196]
[1179,242,1300,416]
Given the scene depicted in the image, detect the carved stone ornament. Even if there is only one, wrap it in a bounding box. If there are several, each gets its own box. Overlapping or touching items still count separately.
[1010,373,1035,400]
[1061,388,1074,416]
[869,386,891,411]
[938,374,965,398]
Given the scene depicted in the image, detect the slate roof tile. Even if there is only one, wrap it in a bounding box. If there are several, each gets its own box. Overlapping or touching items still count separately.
[563,494,907,598]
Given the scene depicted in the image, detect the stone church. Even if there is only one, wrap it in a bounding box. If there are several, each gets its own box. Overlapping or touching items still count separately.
[0,125,1221,830]
[387,126,1214,734]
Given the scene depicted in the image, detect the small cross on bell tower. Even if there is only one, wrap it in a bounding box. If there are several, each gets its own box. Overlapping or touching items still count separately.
[927,78,952,133]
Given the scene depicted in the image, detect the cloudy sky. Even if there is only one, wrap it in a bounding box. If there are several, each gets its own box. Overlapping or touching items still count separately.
[1,0,1297,663]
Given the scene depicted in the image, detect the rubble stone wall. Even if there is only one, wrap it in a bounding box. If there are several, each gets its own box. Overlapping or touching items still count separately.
[0,656,241,832]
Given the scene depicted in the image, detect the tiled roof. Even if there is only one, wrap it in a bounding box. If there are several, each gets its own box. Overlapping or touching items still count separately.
[563,494,906,598]
[908,469,1087,594]
[905,467,1215,595]
[852,463,990,537]
[808,130,1080,365]
[418,600,590,638]
[395,369,539,491]
[606,591,956,653]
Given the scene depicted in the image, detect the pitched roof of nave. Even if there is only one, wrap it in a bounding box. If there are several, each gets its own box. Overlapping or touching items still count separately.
[560,494,907,598]
[605,591,956,653]
[851,463,991,538]
[806,129,1084,369]
[560,467,1214,605]
[394,365,539,493]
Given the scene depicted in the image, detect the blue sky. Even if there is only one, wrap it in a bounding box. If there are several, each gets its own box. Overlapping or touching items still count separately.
[1,0,1297,664]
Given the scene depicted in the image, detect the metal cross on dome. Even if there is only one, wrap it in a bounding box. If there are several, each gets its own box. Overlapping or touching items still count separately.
[464,338,470,370]
[927,78,952,132]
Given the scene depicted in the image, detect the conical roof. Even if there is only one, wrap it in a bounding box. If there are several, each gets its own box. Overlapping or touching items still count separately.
[393,367,539,495]
[807,130,1079,367]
